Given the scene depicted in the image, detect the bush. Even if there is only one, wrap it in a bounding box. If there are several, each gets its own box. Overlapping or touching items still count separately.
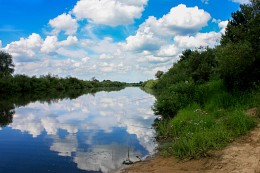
[153,81,195,118]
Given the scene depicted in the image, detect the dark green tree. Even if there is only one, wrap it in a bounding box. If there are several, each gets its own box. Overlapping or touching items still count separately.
[155,70,164,79]
[217,1,260,90]
[179,49,192,62]
[0,51,14,77]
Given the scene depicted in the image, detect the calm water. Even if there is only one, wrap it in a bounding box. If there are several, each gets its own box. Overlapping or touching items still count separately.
[0,87,157,173]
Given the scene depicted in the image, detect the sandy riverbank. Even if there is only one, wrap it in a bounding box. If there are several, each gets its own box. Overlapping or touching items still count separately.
[120,123,260,173]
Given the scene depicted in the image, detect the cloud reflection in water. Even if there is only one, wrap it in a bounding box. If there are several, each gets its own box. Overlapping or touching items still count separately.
[9,88,157,173]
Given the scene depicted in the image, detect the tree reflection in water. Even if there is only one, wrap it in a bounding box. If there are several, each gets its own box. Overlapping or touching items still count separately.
[0,103,15,127]
[0,87,124,128]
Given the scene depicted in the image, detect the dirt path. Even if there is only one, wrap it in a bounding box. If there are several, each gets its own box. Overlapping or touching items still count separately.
[120,123,260,173]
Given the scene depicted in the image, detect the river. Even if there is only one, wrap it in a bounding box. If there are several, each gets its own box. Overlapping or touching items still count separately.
[0,87,157,173]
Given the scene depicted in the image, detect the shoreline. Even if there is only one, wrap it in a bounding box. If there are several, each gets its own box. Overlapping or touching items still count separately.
[119,123,260,173]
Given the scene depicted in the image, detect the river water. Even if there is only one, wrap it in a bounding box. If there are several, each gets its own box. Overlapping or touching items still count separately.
[0,87,157,173]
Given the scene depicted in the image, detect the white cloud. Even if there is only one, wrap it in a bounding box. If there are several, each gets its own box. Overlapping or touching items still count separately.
[2,3,224,82]
[99,54,113,60]
[232,0,250,4]
[218,20,228,34]
[40,36,58,53]
[123,4,211,53]
[157,45,179,57]
[60,36,78,46]
[0,40,2,48]
[161,4,211,35]
[124,29,165,52]
[201,0,250,5]
[133,4,211,38]
[72,0,147,26]
[56,48,88,59]
[3,33,43,60]
[49,13,78,35]
[174,31,221,48]
[41,36,79,54]
[99,62,115,73]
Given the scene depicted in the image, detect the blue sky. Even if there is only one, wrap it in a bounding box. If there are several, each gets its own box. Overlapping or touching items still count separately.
[0,0,249,82]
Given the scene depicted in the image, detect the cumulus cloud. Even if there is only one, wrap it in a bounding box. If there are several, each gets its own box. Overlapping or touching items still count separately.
[41,36,79,54]
[174,31,221,48]
[3,33,43,60]
[157,45,179,57]
[40,36,58,53]
[124,28,165,52]
[135,4,211,37]
[3,34,80,61]
[60,36,78,46]
[49,13,78,35]
[0,40,2,48]
[72,0,147,26]
[161,4,211,35]
[2,2,225,82]
[123,4,211,53]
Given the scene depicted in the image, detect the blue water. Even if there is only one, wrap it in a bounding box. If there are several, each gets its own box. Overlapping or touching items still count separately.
[0,88,157,173]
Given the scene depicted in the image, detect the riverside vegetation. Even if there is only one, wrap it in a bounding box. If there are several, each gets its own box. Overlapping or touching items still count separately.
[0,51,141,98]
[0,49,140,129]
[143,1,260,159]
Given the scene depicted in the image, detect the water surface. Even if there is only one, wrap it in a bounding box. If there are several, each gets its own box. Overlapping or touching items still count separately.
[0,87,157,173]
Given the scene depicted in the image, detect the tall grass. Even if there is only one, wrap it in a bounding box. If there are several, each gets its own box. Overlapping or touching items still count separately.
[155,80,259,159]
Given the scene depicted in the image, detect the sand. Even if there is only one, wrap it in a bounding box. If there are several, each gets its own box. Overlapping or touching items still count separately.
[120,118,260,173]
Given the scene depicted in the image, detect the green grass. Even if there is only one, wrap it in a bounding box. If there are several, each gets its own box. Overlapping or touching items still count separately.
[155,80,259,159]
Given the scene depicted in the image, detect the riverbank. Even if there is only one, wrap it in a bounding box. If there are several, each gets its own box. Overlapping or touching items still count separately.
[120,120,260,173]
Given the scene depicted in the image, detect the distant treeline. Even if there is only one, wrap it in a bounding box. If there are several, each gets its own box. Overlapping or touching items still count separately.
[0,74,140,95]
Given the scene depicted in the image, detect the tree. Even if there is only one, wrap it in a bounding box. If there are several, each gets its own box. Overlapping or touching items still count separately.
[179,49,192,62]
[155,70,164,79]
[0,51,14,77]
[217,1,260,90]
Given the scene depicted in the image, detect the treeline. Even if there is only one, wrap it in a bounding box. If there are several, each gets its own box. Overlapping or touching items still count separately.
[145,1,260,117]
[0,49,136,95]
[143,1,260,158]
[0,74,128,95]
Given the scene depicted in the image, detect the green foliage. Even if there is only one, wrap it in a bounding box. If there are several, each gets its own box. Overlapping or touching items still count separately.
[155,70,164,79]
[155,84,258,159]
[142,79,158,89]
[154,48,217,92]
[218,2,260,90]
[0,51,14,77]
[0,74,127,95]
[153,81,195,118]
[150,1,260,160]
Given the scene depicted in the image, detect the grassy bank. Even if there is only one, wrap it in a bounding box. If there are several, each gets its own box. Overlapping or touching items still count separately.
[154,80,259,159]
[144,2,260,159]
